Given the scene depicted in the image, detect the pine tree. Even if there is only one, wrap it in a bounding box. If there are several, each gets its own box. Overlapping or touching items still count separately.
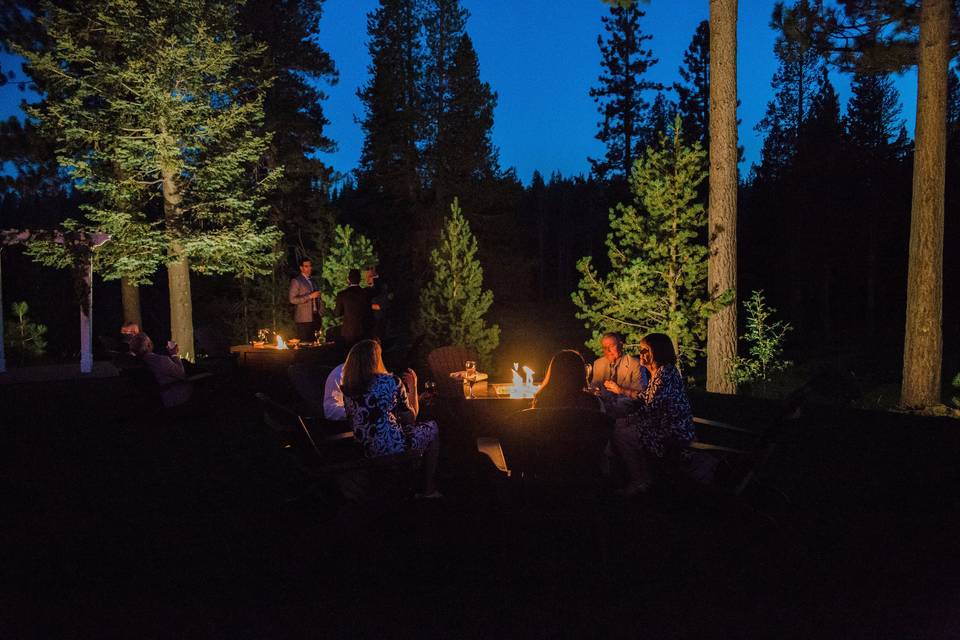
[422,0,469,194]
[588,3,661,182]
[644,92,678,150]
[357,0,423,211]
[844,70,909,335]
[573,117,729,369]
[674,20,710,148]
[237,0,338,256]
[236,0,339,346]
[778,0,957,408]
[355,0,424,306]
[319,225,378,335]
[414,198,499,365]
[431,33,500,217]
[16,0,282,359]
[755,0,826,182]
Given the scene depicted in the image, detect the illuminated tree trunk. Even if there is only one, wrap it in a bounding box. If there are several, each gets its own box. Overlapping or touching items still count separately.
[706,0,738,394]
[120,277,142,327]
[79,257,94,374]
[163,168,195,360]
[901,0,949,409]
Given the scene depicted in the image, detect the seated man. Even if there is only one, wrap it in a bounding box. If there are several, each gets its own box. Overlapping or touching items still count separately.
[110,322,142,369]
[589,332,648,417]
[129,332,194,408]
[323,362,347,423]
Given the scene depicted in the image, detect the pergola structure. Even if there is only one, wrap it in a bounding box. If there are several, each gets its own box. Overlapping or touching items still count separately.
[1,229,111,375]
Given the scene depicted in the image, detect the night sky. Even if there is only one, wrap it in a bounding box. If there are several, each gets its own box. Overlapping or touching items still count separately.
[0,0,919,183]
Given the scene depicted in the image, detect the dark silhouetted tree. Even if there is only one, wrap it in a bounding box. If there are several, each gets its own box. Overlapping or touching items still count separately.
[674,19,710,148]
[588,3,661,182]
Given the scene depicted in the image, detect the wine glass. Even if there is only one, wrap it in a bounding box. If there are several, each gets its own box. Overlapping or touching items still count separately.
[464,360,478,399]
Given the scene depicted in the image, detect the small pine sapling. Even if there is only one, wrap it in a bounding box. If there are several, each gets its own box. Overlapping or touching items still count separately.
[5,301,47,364]
[728,290,792,393]
[414,198,500,366]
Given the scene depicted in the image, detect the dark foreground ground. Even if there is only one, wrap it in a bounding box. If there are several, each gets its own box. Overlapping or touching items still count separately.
[2,366,960,639]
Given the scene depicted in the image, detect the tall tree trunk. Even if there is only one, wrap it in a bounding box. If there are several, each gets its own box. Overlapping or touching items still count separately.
[120,277,142,327]
[162,168,195,360]
[706,0,738,394]
[901,0,948,409]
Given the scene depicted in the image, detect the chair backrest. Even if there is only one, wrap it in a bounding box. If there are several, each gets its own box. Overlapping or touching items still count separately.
[287,362,334,417]
[506,407,613,494]
[427,345,474,399]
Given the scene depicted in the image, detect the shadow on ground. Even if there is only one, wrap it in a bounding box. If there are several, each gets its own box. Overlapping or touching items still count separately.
[2,368,959,638]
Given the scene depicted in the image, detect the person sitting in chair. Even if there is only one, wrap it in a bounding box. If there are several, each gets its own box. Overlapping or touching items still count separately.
[608,333,695,496]
[341,339,441,498]
[532,349,602,411]
[323,362,347,423]
[589,332,648,417]
[129,332,194,409]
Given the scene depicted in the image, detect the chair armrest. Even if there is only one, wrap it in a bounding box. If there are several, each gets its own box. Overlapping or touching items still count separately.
[688,441,750,455]
[693,416,757,435]
[321,431,355,443]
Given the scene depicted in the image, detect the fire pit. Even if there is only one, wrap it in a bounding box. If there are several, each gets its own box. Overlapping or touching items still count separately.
[474,363,540,399]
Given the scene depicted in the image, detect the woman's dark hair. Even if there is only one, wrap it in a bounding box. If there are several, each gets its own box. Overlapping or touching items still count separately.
[533,350,588,408]
[642,332,677,367]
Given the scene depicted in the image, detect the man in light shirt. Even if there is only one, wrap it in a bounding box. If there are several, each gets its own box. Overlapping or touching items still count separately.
[323,363,346,422]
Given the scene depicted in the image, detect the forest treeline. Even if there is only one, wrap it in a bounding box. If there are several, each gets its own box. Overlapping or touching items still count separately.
[1,0,958,403]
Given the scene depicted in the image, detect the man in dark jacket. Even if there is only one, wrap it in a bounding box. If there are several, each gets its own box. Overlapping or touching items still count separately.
[333,268,375,350]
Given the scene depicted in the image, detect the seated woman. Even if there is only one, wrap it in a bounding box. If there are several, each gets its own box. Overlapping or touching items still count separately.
[477,350,603,477]
[605,333,695,495]
[341,339,441,498]
[532,349,602,411]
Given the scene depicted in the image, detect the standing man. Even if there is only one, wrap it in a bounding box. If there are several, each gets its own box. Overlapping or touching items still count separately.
[334,268,375,350]
[289,258,323,342]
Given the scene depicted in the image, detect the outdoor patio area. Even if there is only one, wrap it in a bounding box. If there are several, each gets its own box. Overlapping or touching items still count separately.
[3,365,959,638]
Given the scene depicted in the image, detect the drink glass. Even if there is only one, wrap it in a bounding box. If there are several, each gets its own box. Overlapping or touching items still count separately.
[464,360,478,399]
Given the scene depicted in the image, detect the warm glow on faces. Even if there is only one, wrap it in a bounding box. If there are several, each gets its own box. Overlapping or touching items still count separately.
[601,336,622,363]
[637,341,653,368]
[300,261,312,277]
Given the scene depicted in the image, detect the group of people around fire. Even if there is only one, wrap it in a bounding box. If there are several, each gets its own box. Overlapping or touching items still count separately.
[121,258,696,500]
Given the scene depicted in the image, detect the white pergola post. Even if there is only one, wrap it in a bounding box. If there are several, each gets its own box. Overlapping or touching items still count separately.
[79,257,94,374]
[1,229,109,376]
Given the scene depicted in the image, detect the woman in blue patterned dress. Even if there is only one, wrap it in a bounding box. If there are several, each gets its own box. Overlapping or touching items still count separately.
[341,339,441,498]
[604,333,695,495]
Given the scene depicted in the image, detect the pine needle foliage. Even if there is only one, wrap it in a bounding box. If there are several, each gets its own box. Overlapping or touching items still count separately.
[5,301,47,364]
[318,224,378,334]
[16,0,281,282]
[727,290,793,389]
[414,198,499,364]
[573,116,729,369]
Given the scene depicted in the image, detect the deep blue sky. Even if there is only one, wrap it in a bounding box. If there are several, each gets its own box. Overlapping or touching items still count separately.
[1,0,919,184]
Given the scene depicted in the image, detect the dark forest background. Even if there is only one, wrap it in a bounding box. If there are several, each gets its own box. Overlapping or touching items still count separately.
[1,1,958,404]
